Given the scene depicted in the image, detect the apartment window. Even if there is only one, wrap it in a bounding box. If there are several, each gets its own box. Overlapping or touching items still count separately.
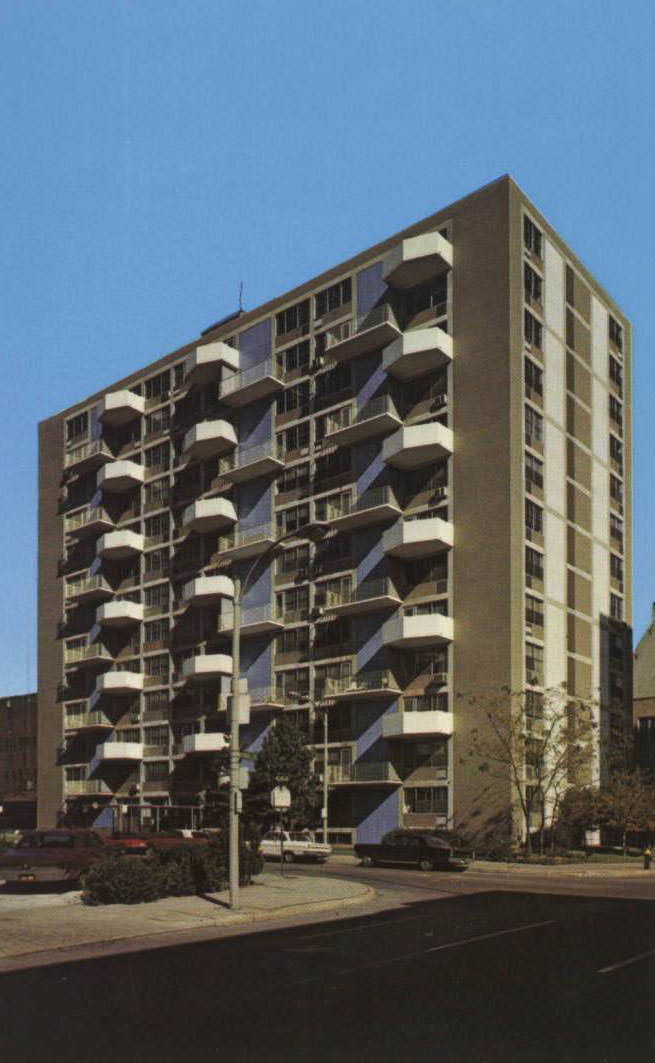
[404,274,448,318]
[144,583,169,613]
[609,355,623,393]
[314,363,351,402]
[314,617,352,649]
[403,463,448,499]
[276,463,310,495]
[525,594,544,629]
[144,761,169,783]
[610,514,623,548]
[525,357,543,397]
[314,576,351,608]
[524,217,542,258]
[145,654,169,680]
[275,668,309,701]
[66,411,88,442]
[144,690,169,715]
[276,381,310,415]
[144,549,169,578]
[525,499,543,534]
[276,340,310,376]
[526,546,544,582]
[609,434,623,470]
[314,660,352,697]
[610,475,623,508]
[524,310,543,349]
[278,627,309,654]
[314,533,352,570]
[276,544,310,576]
[404,556,448,589]
[525,452,544,492]
[525,405,544,447]
[276,503,310,536]
[144,619,169,645]
[609,315,623,353]
[611,554,624,584]
[145,442,170,470]
[314,449,351,483]
[404,785,448,814]
[145,513,169,544]
[526,643,544,686]
[276,585,309,619]
[144,725,169,749]
[406,601,448,618]
[145,408,171,436]
[524,263,543,304]
[276,421,310,457]
[610,594,623,621]
[315,278,351,318]
[609,395,623,429]
[276,300,309,336]
[144,370,170,402]
[145,477,170,511]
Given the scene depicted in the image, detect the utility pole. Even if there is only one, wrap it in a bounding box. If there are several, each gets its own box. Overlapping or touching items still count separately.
[229,576,241,910]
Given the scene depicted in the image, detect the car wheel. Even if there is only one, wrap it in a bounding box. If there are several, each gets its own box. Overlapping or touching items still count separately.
[360,855,373,867]
[283,851,295,864]
[418,858,434,872]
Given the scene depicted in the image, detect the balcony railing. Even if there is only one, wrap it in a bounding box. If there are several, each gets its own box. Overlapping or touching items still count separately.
[402,694,448,713]
[65,505,113,535]
[220,357,284,398]
[320,670,398,698]
[64,779,112,795]
[64,575,113,601]
[64,710,113,730]
[324,578,398,609]
[64,643,113,666]
[321,762,400,784]
[318,486,399,522]
[65,439,112,469]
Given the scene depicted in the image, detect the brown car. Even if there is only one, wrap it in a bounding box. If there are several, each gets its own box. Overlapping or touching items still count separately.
[0,829,109,886]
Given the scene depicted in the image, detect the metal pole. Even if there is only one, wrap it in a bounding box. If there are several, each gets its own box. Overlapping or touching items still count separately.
[229,575,241,910]
[323,708,329,845]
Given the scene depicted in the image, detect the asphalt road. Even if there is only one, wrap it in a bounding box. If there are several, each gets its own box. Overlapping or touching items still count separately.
[1,867,655,1063]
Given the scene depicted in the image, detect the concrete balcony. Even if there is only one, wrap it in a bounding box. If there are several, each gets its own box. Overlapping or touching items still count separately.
[324,395,402,448]
[220,357,284,406]
[182,498,237,534]
[383,698,454,739]
[182,575,235,606]
[324,762,401,786]
[96,600,144,628]
[217,602,284,637]
[325,304,400,363]
[383,612,454,649]
[64,709,114,732]
[97,530,144,560]
[65,505,114,539]
[99,390,145,426]
[383,516,453,559]
[64,574,113,604]
[322,670,400,700]
[182,654,233,683]
[183,341,239,386]
[182,420,237,461]
[95,741,143,762]
[95,671,144,696]
[98,460,145,493]
[325,487,401,532]
[383,231,453,290]
[64,643,113,670]
[64,439,113,473]
[64,779,112,796]
[383,422,453,470]
[218,522,277,563]
[221,441,284,484]
[383,328,453,381]
[323,578,401,618]
[182,732,230,755]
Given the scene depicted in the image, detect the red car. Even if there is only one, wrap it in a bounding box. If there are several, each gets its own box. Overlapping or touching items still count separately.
[0,829,109,886]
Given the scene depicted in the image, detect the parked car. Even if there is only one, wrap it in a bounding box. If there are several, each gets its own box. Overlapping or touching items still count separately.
[103,833,152,857]
[0,829,110,886]
[108,830,210,853]
[260,830,332,864]
[355,829,469,872]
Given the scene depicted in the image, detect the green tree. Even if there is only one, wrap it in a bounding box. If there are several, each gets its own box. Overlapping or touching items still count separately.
[244,715,321,829]
[596,768,655,854]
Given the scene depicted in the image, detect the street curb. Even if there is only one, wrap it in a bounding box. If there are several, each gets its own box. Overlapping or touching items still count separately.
[470,861,652,878]
[0,882,376,974]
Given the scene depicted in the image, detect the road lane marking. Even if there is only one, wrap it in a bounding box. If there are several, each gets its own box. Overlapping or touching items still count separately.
[599,949,655,975]
[425,920,556,954]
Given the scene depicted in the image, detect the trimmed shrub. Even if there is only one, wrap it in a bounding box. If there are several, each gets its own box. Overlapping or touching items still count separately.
[83,856,167,905]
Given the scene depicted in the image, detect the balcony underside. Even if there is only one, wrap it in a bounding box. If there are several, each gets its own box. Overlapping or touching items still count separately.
[220,375,284,407]
[382,709,454,739]
[222,455,284,484]
[383,424,453,470]
[383,328,453,381]
[218,533,277,564]
[383,517,453,559]
[324,592,401,618]
[325,411,402,448]
[326,319,401,363]
[383,232,453,290]
[330,500,401,533]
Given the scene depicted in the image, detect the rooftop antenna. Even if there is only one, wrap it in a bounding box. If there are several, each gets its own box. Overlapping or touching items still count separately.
[238,281,244,312]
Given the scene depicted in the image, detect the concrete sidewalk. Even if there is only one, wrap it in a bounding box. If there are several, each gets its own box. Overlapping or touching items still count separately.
[0,871,374,970]
[329,852,652,877]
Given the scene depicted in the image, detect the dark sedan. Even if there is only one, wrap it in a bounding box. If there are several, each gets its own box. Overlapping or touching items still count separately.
[355,829,469,872]
[0,829,109,886]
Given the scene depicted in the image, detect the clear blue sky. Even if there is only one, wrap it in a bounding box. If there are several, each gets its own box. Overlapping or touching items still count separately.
[0,0,653,693]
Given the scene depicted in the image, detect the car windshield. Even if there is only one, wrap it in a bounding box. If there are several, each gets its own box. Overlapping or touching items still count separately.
[17,833,75,849]
[289,832,313,842]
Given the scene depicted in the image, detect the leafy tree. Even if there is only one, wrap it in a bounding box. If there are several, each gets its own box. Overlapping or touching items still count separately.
[596,768,655,853]
[459,685,597,856]
[244,715,321,829]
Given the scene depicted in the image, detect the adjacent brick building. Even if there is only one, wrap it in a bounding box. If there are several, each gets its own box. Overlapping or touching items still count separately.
[0,693,37,829]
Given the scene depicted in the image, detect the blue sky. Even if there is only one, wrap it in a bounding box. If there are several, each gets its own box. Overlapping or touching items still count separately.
[0,0,653,693]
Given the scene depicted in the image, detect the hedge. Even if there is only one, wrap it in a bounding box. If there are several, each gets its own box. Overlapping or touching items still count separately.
[83,837,263,906]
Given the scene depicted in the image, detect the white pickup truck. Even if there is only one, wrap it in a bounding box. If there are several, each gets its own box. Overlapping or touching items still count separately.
[260,830,332,864]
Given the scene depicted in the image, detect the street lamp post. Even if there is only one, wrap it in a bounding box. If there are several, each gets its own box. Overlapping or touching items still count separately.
[227,520,329,910]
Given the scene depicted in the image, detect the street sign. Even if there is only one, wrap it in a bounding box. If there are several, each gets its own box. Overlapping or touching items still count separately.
[271,785,291,809]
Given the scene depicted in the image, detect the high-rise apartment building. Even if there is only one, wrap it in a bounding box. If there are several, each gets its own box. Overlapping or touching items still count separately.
[38,176,632,843]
